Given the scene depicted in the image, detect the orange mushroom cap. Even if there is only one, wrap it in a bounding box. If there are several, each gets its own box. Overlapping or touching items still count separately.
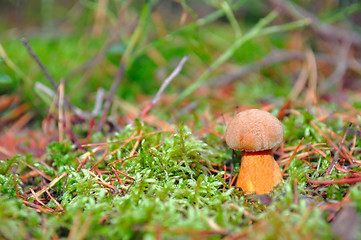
[225,109,284,152]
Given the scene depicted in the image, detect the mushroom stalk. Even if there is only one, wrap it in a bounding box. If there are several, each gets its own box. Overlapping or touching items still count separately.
[235,150,281,194]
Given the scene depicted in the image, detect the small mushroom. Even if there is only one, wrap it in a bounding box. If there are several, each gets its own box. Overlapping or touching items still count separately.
[225,109,284,194]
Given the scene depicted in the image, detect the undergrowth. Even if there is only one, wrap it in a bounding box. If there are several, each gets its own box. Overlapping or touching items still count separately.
[1,0,361,239]
[1,115,360,239]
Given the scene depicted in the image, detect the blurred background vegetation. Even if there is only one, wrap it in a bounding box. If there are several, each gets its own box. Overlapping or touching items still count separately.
[1,0,360,125]
[1,1,361,239]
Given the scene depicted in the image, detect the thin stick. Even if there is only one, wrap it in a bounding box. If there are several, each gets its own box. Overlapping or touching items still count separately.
[326,123,353,175]
[93,89,105,115]
[111,167,124,186]
[35,81,91,119]
[124,182,134,195]
[13,174,20,198]
[56,174,68,203]
[113,169,135,180]
[311,121,354,163]
[32,172,67,199]
[308,144,327,158]
[20,160,52,181]
[306,173,361,185]
[82,129,174,147]
[293,179,298,205]
[58,80,65,142]
[21,38,57,90]
[96,62,125,131]
[87,88,105,139]
[29,188,47,208]
[90,147,109,171]
[289,63,309,100]
[86,170,114,189]
[228,150,235,185]
[230,173,238,187]
[140,55,189,118]
[305,49,318,106]
[282,137,304,175]
[45,188,64,211]
[153,55,190,106]
[22,37,80,116]
[129,129,143,157]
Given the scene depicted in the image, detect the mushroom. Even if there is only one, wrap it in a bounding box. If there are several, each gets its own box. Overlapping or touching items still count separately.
[225,109,284,194]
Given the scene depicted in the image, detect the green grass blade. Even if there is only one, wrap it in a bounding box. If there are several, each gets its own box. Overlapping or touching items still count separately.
[171,10,279,107]
[133,0,248,58]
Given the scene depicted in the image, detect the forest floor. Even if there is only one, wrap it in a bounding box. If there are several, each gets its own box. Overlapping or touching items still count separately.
[1,1,361,239]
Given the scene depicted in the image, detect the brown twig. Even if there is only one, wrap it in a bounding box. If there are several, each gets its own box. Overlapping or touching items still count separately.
[311,121,354,164]
[129,129,143,157]
[230,173,238,187]
[86,170,114,189]
[228,150,235,185]
[76,156,89,172]
[44,188,64,211]
[282,137,304,175]
[112,169,135,181]
[21,38,58,90]
[20,160,52,181]
[22,38,88,122]
[111,167,124,187]
[90,147,109,171]
[306,173,361,185]
[82,129,174,147]
[32,172,67,199]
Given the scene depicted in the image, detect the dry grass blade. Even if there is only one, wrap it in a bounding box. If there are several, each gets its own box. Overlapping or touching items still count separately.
[306,174,361,185]
[44,188,64,211]
[129,129,143,157]
[311,121,354,164]
[90,147,109,171]
[326,123,353,175]
[81,129,175,147]
[32,172,67,199]
[113,169,135,181]
[86,170,114,188]
[282,137,304,175]
[20,160,52,181]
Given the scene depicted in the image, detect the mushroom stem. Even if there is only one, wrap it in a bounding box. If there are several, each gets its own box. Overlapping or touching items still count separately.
[235,150,282,194]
